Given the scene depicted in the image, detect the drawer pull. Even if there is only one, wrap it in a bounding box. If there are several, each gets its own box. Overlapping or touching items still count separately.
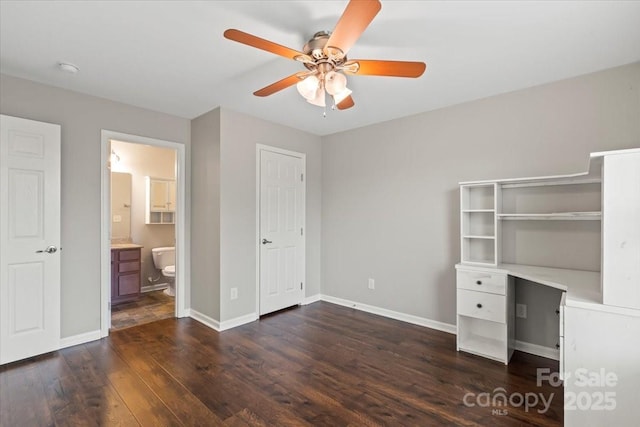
[476,280,482,285]
[476,303,483,309]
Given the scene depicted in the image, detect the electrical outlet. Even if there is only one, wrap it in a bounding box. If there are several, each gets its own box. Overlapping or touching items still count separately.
[516,303,527,319]
[368,278,375,290]
[230,287,238,300]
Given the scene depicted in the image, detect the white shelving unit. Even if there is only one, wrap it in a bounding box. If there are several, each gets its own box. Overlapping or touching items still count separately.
[457,152,603,364]
[460,183,499,266]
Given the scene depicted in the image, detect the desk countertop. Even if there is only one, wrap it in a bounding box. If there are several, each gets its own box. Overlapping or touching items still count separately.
[497,263,601,305]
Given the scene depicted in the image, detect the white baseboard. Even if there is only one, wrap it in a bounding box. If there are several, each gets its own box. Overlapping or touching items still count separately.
[189,309,258,332]
[220,313,259,331]
[141,283,168,293]
[189,309,221,331]
[319,294,457,335]
[302,294,321,305]
[59,330,102,349]
[515,340,559,361]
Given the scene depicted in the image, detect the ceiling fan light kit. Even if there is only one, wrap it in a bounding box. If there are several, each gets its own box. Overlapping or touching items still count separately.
[224,0,426,112]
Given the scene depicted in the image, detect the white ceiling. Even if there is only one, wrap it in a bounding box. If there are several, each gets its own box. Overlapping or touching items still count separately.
[1,1,639,136]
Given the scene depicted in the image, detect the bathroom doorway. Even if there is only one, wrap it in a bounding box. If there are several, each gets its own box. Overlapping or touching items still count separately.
[100,131,187,336]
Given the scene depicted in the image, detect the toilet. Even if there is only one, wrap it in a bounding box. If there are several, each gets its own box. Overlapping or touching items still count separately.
[151,246,176,296]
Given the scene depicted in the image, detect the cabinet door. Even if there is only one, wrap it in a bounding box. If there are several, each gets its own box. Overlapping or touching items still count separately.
[167,180,176,212]
[118,273,140,296]
[603,152,640,310]
[150,179,169,211]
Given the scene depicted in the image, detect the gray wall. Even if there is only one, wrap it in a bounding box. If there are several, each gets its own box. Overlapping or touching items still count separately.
[2,61,638,347]
[321,62,640,344]
[190,108,221,320]
[0,74,190,338]
[219,108,322,321]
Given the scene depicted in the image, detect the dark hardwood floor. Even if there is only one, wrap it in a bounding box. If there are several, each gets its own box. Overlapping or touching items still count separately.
[0,302,563,426]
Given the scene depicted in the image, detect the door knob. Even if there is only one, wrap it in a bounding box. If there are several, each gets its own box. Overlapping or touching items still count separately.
[262,238,272,245]
[36,245,58,254]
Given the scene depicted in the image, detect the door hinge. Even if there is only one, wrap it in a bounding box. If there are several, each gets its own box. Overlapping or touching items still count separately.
[301,173,304,182]
[301,282,303,290]
[301,228,303,236]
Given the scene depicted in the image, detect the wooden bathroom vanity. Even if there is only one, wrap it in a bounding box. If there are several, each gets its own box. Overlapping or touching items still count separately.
[111,244,143,305]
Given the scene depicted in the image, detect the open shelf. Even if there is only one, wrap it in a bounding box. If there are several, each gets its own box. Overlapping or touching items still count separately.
[462,237,496,265]
[461,184,495,211]
[461,183,498,265]
[457,315,508,362]
[498,212,601,221]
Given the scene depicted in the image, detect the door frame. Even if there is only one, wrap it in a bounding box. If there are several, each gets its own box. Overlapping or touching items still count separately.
[255,144,306,316]
[100,130,188,337]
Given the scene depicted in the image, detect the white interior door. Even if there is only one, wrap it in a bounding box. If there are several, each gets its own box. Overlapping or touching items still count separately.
[0,115,61,364]
[259,148,305,315]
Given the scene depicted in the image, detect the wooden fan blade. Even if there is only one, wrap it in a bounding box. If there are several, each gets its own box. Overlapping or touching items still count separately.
[224,29,305,60]
[325,0,381,56]
[336,95,355,110]
[344,60,426,78]
[253,73,302,97]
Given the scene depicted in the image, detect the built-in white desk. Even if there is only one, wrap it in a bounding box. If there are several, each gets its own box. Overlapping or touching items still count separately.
[456,149,640,426]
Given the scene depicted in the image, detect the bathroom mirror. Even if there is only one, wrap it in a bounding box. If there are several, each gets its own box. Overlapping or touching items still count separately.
[111,172,132,240]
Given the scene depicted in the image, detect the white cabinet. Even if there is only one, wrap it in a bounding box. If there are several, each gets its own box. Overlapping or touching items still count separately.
[456,266,514,364]
[145,177,176,224]
[602,152,640,310]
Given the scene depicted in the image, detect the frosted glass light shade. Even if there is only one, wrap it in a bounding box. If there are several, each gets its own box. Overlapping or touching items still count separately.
[333,87,352,104]
[296,75,320,100]
[324,71,347,95]
[307,88,326,107]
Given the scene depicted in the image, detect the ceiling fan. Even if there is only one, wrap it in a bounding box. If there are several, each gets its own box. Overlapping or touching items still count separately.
[223,0,426,111]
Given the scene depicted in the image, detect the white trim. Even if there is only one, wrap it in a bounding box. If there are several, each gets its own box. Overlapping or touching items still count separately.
[141,283,169,293]
[189,310,258,332]
[319,295,457,335]
[220,313,259,331]
[59,330,101,349]
[302,294,321,305]
[255,144,307,316]
[100,130,188,338]
[189,309,221,331]
[515,340,560,361]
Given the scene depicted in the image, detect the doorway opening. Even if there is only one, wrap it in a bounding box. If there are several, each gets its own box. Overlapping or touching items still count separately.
[101,131,187,336]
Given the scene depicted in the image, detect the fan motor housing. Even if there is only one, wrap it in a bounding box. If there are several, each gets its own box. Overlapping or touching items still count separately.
[302,31,346,71]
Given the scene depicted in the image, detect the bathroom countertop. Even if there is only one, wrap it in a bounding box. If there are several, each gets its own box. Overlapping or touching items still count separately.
[111,243,144,249]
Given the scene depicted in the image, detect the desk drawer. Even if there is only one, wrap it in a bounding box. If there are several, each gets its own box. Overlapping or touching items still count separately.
[458,289,506,323]
[457,269,507,295]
